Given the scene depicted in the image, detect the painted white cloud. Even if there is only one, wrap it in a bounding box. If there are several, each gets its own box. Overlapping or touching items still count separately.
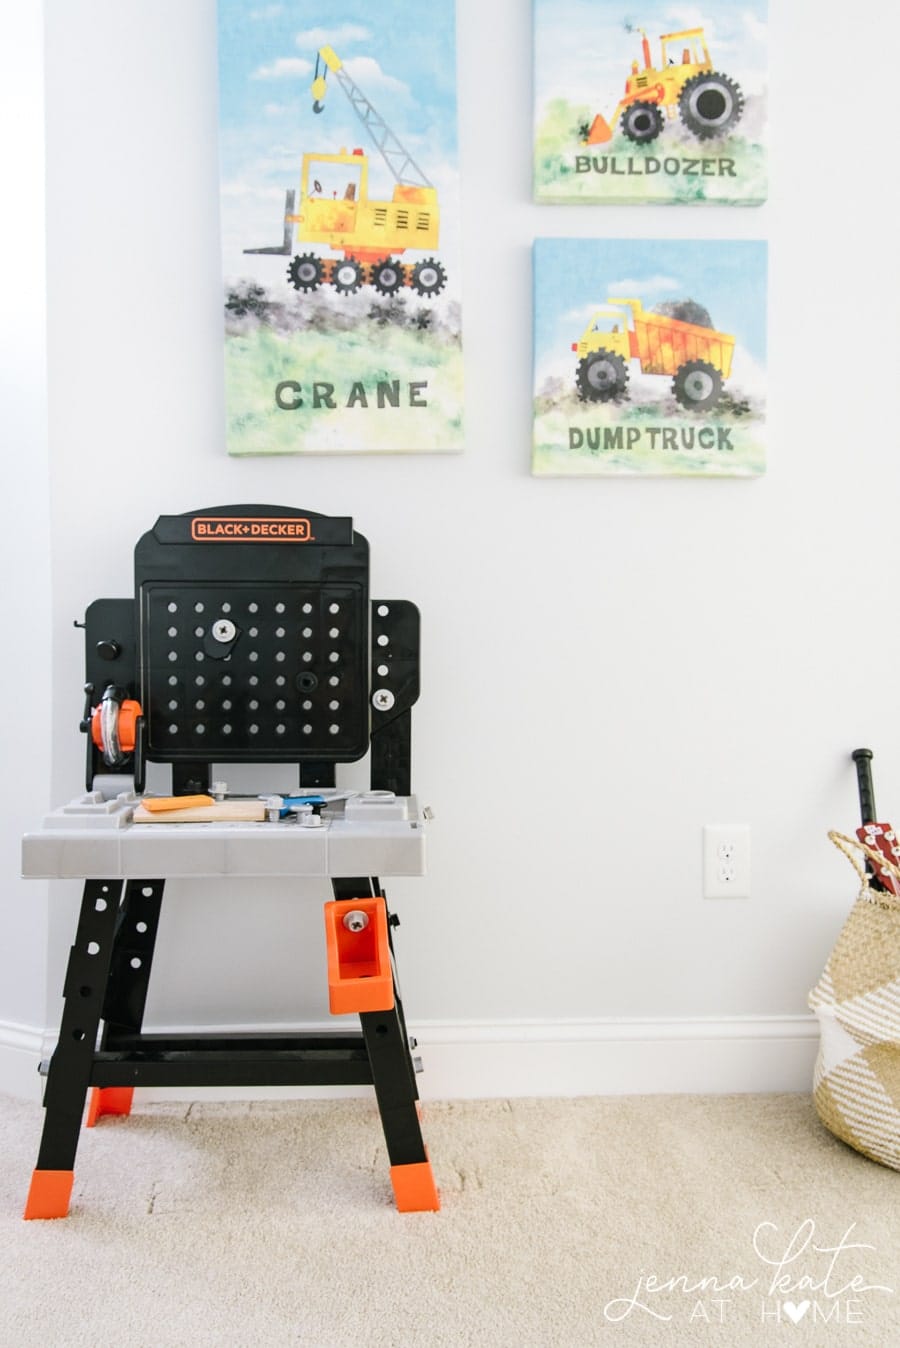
[252,57,313,81]
[607,275,680,297]
[742,13,768,45]
[294,25,371,51]
[563,302,606,324]
[342,56,409,99]
[663,6,709,32]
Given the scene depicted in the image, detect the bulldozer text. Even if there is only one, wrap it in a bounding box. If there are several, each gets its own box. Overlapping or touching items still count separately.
[569,425,735,453]
[274,379,429,411]
[575,154,736,178]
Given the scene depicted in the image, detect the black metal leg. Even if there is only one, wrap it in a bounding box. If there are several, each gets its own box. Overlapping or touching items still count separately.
[330,877,438,1210]
[360,1001,427,1167]
[79,879,166,1128]
[101,880,164,1042]
[25,879,124,1217]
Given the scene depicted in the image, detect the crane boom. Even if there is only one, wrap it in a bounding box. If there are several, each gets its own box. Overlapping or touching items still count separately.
[311,46,433,190]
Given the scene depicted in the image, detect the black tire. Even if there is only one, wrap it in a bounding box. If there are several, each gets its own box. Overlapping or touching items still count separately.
[620,100,664,144]
[372,258,404,296]
[287,253,323,292]
[672,360,723,410]
[576,349,629,402]
[411,257,446,298]
[678,72,743,139]
[332,258,365,295]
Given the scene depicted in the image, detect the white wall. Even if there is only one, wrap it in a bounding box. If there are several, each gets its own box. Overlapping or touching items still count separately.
[0,0,51,1095]
[7,0,899,1097]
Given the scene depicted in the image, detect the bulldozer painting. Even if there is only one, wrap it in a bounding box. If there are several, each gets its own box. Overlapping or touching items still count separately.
[533,1,767,206]
[533,238,767,478]
[582,27,743,148]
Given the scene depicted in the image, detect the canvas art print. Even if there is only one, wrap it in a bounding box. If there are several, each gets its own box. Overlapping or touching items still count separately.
[533,238,767,477]
[534,1,768,205]
[217,2,463,454]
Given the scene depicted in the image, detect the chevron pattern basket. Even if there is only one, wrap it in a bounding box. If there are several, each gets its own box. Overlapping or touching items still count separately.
[808,832,900,1170]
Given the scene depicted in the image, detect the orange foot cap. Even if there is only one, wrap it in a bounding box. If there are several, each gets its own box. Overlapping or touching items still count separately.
[86,1086,134,1127]
[24,1169,74,1220]
[390,1159,440,1212]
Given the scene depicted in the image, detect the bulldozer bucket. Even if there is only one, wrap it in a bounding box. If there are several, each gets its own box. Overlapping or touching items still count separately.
[585,112,613,145]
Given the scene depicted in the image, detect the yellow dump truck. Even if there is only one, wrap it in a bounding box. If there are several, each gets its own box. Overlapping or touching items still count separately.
[573,298,735,410]
[584,28,743,146]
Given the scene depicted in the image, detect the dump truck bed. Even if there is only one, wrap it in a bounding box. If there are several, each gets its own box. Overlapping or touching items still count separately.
[630,310,734,379]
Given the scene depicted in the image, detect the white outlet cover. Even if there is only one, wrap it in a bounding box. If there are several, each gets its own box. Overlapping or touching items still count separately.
[703,824,751,898]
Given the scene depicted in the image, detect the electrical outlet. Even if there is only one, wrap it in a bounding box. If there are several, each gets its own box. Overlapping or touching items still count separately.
[703,825,751,898]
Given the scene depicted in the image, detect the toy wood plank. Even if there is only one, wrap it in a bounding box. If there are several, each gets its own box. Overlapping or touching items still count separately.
[132,800,267,824]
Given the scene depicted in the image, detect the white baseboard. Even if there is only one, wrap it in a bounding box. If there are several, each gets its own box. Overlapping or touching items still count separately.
[413,1016,819,1099]
[0,1015,819,1104]
[0,1020,46,1102]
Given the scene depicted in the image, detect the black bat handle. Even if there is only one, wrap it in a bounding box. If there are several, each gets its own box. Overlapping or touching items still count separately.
[852,748,877,825]
[851,748,885,889]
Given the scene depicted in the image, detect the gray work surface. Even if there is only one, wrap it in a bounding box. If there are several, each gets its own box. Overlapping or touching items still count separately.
[22,792,427,879]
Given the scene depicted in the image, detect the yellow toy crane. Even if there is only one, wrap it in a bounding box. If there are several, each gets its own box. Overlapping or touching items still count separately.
[584,27,743,146]
[248,46,444,299]
[573,298,735,410]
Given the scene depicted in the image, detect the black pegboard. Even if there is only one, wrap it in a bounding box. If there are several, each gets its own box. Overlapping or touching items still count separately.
[141,581,367,763]
[80,504,420,795]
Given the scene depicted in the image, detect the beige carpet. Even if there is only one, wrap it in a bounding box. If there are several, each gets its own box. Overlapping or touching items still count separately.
[2,1091,897,1346]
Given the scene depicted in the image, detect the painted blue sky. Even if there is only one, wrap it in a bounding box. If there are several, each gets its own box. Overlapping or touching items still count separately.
[534,1,768,111]
[217,0,460,283]
[218,1,458,173]
[534,238,767,385]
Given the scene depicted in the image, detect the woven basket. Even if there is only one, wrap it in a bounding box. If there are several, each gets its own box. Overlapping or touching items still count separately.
[808,831,900,1170]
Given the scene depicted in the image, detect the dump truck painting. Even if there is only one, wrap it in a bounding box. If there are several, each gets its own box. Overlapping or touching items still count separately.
[585,27,743,147]
[573,298,735,410]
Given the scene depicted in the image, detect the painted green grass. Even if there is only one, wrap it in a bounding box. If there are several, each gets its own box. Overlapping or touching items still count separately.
[533,389,766,477]
[223,295,464,455]
[534,97,767,205]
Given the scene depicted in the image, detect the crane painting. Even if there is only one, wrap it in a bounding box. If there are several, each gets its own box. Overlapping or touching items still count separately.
[217,2,464,455]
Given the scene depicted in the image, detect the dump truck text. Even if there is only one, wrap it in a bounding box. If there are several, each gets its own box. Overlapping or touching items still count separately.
[569,425,735,453]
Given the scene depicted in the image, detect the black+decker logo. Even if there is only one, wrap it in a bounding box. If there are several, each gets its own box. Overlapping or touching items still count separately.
[191,517,314,542]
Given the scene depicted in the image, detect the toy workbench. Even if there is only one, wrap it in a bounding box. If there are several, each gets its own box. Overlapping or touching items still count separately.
[22,504,439,1218]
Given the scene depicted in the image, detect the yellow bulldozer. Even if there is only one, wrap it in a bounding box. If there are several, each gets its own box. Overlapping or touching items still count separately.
[573,298,735,410]
[248,45,445,299]
[584,27,743,146]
